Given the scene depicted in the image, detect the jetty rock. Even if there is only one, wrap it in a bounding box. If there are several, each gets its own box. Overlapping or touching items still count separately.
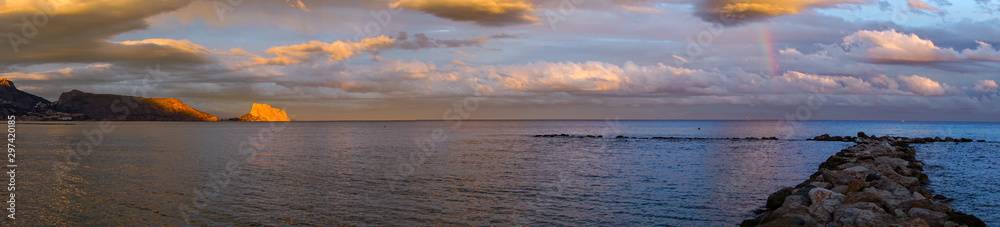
[234,103,291,121]
[743,133,986,227]
[54,90,219,121]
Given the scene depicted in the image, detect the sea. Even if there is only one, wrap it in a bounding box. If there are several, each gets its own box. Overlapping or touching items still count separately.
[10,120,1000,226]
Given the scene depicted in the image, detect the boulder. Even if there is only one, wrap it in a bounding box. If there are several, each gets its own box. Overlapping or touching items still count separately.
[766,187,797,210]
[831,185,848,194]
[822,170,857,185]
[809,188,844,208]
[909,200,952,214]
[819,156,853,171]
[845,180,869,194]
[948,211,987,227]
[892,218,930,227]
[833,202,890,226]
[758,216,818,227]
[762,203,813,224]
[844,190,885,208]
[865,173,881,182]
[783,195,808,208]
[812,134,832,141]
[908,208,948,227]
[809,181,833,190]
[808,188,844,222]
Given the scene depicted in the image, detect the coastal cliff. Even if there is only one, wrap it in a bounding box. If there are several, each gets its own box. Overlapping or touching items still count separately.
[742,133,985,227]
[233,103,291,121]
[55,90,219,121]
[0,78,52,116]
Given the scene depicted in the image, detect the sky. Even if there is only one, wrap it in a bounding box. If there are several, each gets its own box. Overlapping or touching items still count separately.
[1,0,999,121]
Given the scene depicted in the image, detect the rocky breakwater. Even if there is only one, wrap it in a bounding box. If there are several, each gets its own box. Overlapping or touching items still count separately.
[742,134,986,227]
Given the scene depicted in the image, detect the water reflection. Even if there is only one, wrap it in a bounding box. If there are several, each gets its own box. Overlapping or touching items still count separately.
[14,121,1000,226]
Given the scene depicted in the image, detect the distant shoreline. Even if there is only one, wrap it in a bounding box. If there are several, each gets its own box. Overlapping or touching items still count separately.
[16,119,1000,123]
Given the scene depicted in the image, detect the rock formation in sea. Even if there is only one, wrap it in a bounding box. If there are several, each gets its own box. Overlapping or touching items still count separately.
[0,78,52,116]
[54,89,219,121]
[742,133,986,227]
[231,103,291,121]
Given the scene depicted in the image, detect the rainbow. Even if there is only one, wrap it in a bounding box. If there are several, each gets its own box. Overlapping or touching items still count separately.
[757,24,780,77]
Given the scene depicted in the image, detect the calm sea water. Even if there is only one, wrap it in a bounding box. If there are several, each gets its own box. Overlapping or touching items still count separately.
[9,120,1000,226]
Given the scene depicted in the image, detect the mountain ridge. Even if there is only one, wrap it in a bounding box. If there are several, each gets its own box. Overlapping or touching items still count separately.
[0,78,53,117]
[0,78,288,121]
[55,89,219,121]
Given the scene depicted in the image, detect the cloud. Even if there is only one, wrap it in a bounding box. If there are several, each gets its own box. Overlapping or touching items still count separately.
[973,80,999,93]
[389,0,538,26]
[0,0,201,68]
[158,0,375,30]
[488,33,524,39]
[962,41,1000,61]
[843,29,1000,63]
[877,1,893,11]
[244,32,506,65]
[12,57,994,120]
[906,0,939,11]
[455,50,476,57]
[453,61,958,98]
[285,0,308,11]
[250,36,395,65]
[671,55,689,63]
[898,74,946,96]
[695,0,872,23]
[394,32,489,50]
[621,5,664,13]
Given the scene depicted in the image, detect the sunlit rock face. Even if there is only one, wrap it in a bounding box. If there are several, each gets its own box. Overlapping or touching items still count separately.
[236,103,291,121]
[55,89,219,121]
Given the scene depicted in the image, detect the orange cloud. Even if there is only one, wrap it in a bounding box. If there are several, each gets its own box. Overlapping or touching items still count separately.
[390,0,538,26]
[697,0,872,23]
[906,0,939,12]
[251,36,396,65]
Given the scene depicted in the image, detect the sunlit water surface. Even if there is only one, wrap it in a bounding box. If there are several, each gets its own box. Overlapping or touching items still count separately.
[11,120,1000,226]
